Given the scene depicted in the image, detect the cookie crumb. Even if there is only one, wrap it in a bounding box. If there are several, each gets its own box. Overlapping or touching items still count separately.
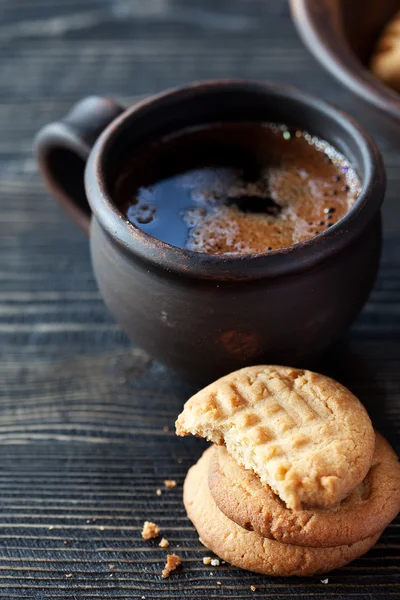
[65,573,72,579]
[164,480,177,488]
[211,558,220,566]
[321,578,329,584]
[163,426,170,432]
[203,557,212,565]
[108,564,114,570]
[250,585,257,592]
[161,554,181,578]
[159,538,169,549]
[156,489,162,496]
[142,521,160,540]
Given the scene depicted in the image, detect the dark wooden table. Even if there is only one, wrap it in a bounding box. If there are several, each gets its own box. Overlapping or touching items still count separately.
[0,1,399,598]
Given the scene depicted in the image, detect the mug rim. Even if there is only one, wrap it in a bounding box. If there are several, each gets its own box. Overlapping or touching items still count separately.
[85,79,385,280]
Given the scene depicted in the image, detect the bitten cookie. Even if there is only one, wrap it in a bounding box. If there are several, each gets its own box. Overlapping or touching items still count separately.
[209,431,400,547]
[177,365,375,510]
[370,11,400,91]
[184,448,381,577]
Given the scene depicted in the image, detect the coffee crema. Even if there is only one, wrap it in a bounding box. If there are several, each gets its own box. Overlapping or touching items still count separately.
[115,122,361,255]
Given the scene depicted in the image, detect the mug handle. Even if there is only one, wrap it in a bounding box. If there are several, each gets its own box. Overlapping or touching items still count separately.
[34,96,125,236]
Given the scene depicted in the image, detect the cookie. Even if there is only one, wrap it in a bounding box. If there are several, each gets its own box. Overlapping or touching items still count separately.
[370,11,400,92]
[184,447,381,577]
[177,365,375,510]
[209,431,400,547]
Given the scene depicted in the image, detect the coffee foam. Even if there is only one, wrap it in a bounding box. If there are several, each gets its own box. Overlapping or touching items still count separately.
[181,126,361,255]
[120,122,362,255]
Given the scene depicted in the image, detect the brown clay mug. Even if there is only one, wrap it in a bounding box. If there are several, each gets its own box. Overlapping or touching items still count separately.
[35,81,385,383]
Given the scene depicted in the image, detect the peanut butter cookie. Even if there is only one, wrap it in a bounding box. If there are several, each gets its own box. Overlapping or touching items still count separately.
[209,431,400,547]
[177,366,375,509]
[184,447,381,576]
[371,11,400,92]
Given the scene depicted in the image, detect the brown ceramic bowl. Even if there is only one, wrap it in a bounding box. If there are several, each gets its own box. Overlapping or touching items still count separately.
[290,0,400,144]
[35,81,385,383]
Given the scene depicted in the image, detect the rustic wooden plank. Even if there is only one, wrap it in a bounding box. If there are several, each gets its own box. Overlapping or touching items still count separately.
[0,0,399,598]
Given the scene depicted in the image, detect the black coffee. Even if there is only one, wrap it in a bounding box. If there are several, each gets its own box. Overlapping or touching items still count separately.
[114,122,361,254]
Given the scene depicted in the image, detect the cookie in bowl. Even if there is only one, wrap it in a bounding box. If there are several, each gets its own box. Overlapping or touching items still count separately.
[371,10,400,91]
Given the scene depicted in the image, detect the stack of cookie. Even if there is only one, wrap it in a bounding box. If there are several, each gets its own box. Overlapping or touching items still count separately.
[176,366,400,576]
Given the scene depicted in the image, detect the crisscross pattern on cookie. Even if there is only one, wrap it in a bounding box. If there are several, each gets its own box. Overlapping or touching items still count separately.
[176,365,375,509]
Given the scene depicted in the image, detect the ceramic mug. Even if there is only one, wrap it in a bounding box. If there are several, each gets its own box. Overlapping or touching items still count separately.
[35,81,385,383]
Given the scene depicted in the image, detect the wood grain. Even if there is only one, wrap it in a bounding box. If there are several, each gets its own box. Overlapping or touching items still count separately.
[0,0,399,598]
